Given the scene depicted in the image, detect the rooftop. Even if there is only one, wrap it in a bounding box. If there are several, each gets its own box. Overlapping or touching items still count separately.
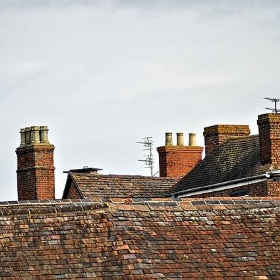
[62,173,177,200]
[170,135,270,196]
[1,197,280,279]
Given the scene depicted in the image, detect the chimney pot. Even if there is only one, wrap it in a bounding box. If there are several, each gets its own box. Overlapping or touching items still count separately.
[177,132,184,146]
[31,126,40,144]
[20,128,26,147]
[165,132,173,146]
[25,127,31,145]
[189,133,196,146]
[40,126,49,143]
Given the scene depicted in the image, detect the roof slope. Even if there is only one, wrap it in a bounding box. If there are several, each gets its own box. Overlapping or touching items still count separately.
[1,197,280,279]
[63,173,177,200]
[170,135,270,195]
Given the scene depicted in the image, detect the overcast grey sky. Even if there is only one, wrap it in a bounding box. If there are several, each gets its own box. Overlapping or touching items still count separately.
[1,0,280,200]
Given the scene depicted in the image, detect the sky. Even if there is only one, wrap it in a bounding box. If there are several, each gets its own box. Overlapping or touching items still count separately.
[1,0,280,201]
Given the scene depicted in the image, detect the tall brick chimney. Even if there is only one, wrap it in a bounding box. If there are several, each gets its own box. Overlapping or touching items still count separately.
[16,126,55,200]
[203,125,250,156]
[157,132,203,178]
[257,113,280,167]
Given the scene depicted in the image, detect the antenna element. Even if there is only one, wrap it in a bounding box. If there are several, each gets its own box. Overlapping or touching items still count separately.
[264,97,280,113]
[137,137,154,176]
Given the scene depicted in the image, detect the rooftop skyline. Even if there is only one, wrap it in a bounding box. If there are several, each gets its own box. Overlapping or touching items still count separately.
[1,1,280,200]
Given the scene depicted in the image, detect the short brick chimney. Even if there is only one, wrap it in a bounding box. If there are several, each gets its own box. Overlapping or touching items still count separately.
[257,113,280,167]
[203,125,250,156]
[157,132,203,178]
[16,126,55,200]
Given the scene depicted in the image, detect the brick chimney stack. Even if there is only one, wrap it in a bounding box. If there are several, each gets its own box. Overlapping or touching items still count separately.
[157,132,203,178]
[16,126,55,200]
[257,113,280,167]
[203,125,250,156]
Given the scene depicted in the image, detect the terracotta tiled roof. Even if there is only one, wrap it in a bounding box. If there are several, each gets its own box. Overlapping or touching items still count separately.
[63,173,177,200]
[170,135,270,196]
[1,197,280,279]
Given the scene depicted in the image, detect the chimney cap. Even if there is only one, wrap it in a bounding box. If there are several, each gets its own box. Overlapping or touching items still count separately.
[63,167,103,174]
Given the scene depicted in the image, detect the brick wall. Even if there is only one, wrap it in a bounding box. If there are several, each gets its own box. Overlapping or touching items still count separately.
[66,182,82,199]
[157,146,203,178]
[16,145,55,200]
[203,125,250,156]
[267,178,280,196]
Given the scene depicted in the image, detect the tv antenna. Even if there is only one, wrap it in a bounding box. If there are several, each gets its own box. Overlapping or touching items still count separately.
[264,97,280,113]
[137,137,154,176]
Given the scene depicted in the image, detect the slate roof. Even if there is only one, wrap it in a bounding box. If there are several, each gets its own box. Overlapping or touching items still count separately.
[62,173,177,200]
[1,197,280,279]
[169,135,270,196]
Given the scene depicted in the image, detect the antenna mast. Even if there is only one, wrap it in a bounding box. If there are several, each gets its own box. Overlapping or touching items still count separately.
[137,137,154,176]
[264,97,280,113]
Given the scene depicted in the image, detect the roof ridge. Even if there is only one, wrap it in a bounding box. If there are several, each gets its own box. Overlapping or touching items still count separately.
[73,173,177,180]
[1,198,280,216]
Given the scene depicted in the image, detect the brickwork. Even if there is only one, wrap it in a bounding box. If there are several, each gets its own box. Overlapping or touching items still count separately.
[203,124,250,155]
[157,146,203,178]
[267,178,280,196]
[258,113,280,167]
[66,182,82,199]
[16,126,55,200]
